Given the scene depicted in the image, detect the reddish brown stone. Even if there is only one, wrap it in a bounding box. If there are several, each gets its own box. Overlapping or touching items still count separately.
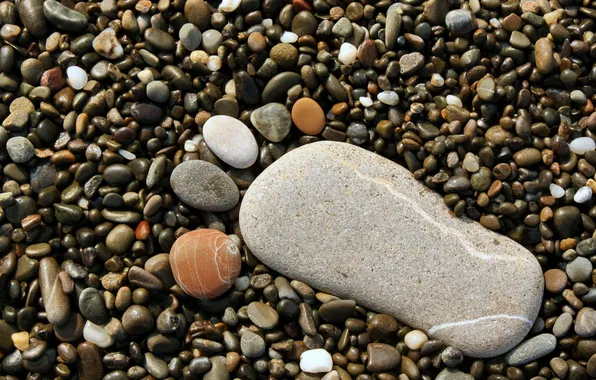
[41,67,65,92]
[169,229,241,299]
[135,221,150,240]
[358,40,378,69]
[293,0,312,12]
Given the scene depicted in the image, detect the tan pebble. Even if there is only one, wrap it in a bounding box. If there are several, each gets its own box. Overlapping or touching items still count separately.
[12,331,29,351]
[544,269,567,294]
[169,229,241,299]
[560,238,576,251]
[291,98,325,135]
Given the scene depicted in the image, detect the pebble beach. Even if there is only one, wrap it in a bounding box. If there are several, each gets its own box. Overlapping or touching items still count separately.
[1,0,596,378]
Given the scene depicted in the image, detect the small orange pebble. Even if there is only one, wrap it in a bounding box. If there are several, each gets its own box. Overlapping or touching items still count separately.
[291,98,325,135]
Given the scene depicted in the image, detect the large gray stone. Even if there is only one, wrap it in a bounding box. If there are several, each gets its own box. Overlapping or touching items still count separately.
[239,141,544,358]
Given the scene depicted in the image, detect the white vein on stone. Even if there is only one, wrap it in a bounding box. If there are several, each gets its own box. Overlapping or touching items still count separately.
[338,157,519,262]
[427,314,533,335]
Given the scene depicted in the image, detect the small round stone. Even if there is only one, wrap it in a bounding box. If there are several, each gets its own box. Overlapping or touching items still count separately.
[169,229,241,299]
[338,43,357,65]
[240,331,266,358]
[570,137,596,155]
[179,23,202,51]
[146,81,170,103]
[544,269,567,293]
[66,66,88,90]
[292,98,325,135]
[300,349,333,373]
[6,137,34,163]
[404,330,428,350]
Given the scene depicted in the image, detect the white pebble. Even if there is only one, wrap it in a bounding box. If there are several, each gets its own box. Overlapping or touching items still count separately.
[430,73,444,87]
[219,0,241,12]
[446,95,463,107]
[463,152,480,172]
[66,66,88,90]
[404,330,428,350]
[235,276,250,291]
[300,349,333,373]
[338,43,358,65]
[359,96,373,107]
[118,149,136,160]
[261,18,273,28]
[569,137,596,155]
[574,186,593,203]
[184,140,198,152]
[549,183,565,198]
[489,18,501,28]
[377,91,399,106]
[83,321,115,348]
[280,31,298,43]
[207,56,222,71]
[225,79,236,96]
[137,69,154,84]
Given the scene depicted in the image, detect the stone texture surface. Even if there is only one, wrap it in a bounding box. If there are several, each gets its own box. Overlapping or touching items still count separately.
[169,229,241,299]
[170,160,239,212]
[504,333,557,365]
[239,141,544,358]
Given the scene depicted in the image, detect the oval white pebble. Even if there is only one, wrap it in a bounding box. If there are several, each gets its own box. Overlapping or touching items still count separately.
[431,73,444,87]
[137,69,154,84]
[300,349,333,373]
[83,321,115,348]
[549,183,565,198]
[338,43,358,65]
[118,149,136,160]
[261,18,273,28]
[280,31,298,43]
[377,91,399,106]
[359,96,373,107]
[219,0,241,12]
[404,330,428,350]
[569,137,596,155]
[574,186,593,203]
[66,66,88,90]
[203,115,258,169]
[446,95,463,107]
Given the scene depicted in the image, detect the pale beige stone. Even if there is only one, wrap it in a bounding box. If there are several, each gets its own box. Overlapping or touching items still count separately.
[239,141,544,358]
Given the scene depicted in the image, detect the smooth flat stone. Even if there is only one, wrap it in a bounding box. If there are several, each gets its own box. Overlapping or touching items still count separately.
[262,72,302,104]
[203,115,258,169]
[504,333,557,365]
[239,141,544,358]
[170,160,239,211]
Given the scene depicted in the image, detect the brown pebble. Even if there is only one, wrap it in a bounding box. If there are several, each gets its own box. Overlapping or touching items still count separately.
[292,98,325,135]
[544,269,567,294]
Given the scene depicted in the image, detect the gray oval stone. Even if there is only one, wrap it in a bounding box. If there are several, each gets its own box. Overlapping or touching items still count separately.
[504,333,557,365]
[239,141,544,358]
[170,160,239,212]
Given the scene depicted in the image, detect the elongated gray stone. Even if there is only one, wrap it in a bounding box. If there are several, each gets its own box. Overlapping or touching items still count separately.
[43,0,88,32]
[239,141,544,358]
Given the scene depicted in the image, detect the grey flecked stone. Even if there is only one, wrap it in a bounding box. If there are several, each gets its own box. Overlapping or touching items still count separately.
[179,23,202,51]
[6,136,34,163]
[239,141,544,358]
[170,160,239,212]
[566,257,593,282]
[240,331,265,358]
[504,333,557,365]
